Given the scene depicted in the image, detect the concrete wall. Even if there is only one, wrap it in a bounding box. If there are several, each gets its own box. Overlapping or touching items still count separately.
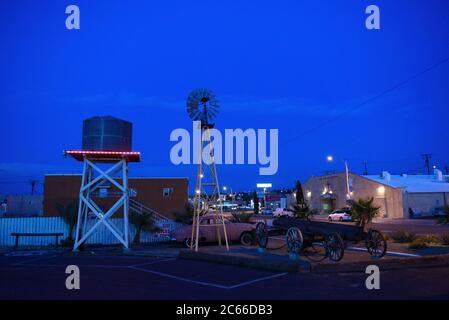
[6,195,43,216]
[303,173,404,218]
[406,192,449,216]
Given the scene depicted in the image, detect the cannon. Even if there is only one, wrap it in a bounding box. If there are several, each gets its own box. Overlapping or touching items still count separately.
[255,218,387,262]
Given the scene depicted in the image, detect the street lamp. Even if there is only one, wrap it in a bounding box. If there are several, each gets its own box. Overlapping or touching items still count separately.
[327,155,351,200]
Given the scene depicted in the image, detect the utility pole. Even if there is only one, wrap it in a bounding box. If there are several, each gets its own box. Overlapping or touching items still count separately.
[422,154,432,175]
[30,180,37,195]
[363,162,369,175]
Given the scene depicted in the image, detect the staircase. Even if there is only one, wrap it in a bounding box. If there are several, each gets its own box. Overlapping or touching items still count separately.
[129,199,168,221]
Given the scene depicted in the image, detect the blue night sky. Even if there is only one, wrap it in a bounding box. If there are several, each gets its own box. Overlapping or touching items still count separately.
[1,0,449,195]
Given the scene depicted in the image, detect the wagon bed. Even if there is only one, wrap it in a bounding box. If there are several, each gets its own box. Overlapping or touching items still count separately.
[256,218,387,262]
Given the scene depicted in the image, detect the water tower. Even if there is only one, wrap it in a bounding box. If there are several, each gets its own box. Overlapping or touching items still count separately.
[65,116,140,251]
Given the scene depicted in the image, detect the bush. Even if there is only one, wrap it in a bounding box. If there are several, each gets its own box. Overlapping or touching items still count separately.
[439,233,449,246]
[408,235,438,249]
[391,230,417,243]
[436,206,449,224]
[231,212,253,223]
[408,238,429,249]
[419,234,439,244]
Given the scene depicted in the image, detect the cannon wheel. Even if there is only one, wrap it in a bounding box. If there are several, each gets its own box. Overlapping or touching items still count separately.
[324,232,345,262]
[286,227,303,254]
[256,222,268,248]
[365,229,387,258]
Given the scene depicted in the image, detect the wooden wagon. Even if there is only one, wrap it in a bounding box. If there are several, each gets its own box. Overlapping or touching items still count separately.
[255,218,387,262]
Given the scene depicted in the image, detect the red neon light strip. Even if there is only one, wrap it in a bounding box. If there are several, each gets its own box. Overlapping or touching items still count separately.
[66,150,140,155]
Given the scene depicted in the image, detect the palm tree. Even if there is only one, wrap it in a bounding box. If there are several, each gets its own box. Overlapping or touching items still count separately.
[55,201,78,247]
[129,211,161,244]
[347,197,380,229]
[173,202,194,225]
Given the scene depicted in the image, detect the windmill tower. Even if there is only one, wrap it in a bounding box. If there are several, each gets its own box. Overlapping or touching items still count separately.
[186,89,229,251]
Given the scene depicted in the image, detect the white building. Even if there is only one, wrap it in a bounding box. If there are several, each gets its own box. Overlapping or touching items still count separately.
[304,169,449,218]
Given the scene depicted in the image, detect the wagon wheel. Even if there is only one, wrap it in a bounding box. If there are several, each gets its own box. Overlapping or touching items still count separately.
[255,222,268,248]
[286,227,303,254]
[365,229,387,258]
[324,232,345,262]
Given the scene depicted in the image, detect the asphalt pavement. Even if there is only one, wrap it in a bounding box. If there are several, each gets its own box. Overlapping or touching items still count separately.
[1,249,448,300]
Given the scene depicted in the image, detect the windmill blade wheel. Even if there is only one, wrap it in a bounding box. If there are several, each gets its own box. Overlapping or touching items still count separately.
[255,222,268,248]
[324,232,345,262]
[286,227,303,255]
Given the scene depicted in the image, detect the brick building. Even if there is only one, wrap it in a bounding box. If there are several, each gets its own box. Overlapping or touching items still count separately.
[44,175,188,220]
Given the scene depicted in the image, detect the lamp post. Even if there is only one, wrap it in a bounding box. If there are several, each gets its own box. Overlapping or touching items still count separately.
[327,155,351,200]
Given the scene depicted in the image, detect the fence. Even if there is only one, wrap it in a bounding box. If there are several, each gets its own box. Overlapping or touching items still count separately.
[0,217,180,247]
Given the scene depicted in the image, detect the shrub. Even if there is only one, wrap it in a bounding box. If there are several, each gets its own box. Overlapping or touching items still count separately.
[231,212,253,223]
[419,234,439,244]
[391,230,417,243]
[408,235,438,249]
[439,233,449,246]
[436,206,449,224]
[408,238,429,249]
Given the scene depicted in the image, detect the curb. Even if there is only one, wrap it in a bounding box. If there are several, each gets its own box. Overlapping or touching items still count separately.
[179,250,309,273]
[179,250,449,274]
[311,253,449,273]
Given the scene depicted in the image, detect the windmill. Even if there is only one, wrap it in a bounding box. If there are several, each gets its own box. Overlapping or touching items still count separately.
[186,88,229,251]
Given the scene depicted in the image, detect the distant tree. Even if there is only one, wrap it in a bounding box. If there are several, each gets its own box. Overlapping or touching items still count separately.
[241,192,252,205]
[129,211,161,244]
[295,180,305,205]
[347,197,380,229]
[253,191,259,214]
[55,201,78,247]
[292,203,318,220]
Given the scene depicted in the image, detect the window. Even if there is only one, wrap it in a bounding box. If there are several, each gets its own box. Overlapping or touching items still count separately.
[99,187,108,198]
[163,187,174,198]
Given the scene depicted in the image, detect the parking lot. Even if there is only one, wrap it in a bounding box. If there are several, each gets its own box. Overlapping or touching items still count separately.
[1,249,449,300]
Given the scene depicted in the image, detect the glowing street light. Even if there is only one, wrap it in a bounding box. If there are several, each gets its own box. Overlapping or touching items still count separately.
[326,155,351,200]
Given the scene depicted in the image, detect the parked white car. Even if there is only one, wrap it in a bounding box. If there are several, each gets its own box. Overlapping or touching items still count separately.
[273,208,294,217]
[328,210,352,222]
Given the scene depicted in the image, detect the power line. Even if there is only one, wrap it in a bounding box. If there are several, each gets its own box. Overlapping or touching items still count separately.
[283,56,449,145]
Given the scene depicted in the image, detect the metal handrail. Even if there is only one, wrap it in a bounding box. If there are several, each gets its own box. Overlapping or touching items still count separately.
[129,198,167,221]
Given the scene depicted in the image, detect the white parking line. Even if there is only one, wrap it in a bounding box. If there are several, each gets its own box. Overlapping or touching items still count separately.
[130,265,287,290]
[11,256,288,290]
[346,246,421,257]
[12,255,58,266]
[130,258,177,267]
[227,272,288,289]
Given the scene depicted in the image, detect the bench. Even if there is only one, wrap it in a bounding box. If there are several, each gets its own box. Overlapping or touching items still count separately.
[11,232,65,248]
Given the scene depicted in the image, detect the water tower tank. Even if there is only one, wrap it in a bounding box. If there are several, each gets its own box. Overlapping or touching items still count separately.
[82,116,132,151]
